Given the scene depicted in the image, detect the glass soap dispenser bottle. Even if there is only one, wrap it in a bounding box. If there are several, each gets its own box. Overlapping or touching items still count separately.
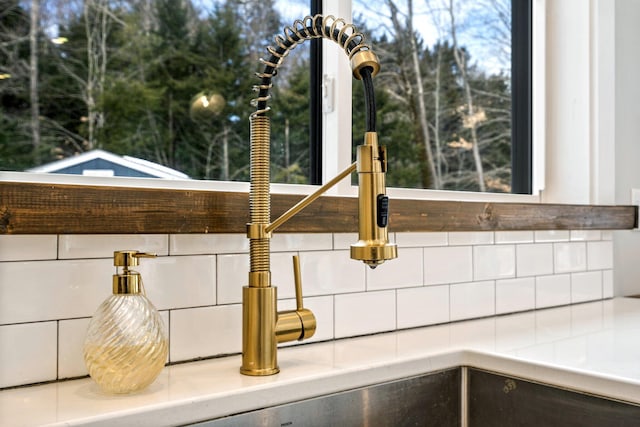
[83,250,168,394]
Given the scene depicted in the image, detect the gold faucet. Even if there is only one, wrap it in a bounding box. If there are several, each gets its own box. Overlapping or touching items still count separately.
[241,15,397,376]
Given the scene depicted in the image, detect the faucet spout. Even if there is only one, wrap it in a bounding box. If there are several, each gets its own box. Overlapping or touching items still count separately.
[351,132,397,269]
[241,15,397,376]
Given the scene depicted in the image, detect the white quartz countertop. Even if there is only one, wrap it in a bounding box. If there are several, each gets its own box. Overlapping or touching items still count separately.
[4,297,640,426]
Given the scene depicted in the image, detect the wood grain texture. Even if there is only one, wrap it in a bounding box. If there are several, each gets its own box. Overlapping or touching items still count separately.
[1,181,636,234]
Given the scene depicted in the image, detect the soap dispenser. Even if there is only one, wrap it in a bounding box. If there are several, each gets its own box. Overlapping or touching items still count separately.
[83,250,168,394]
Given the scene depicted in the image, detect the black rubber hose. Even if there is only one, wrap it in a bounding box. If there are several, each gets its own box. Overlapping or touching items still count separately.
[360,66,376,132]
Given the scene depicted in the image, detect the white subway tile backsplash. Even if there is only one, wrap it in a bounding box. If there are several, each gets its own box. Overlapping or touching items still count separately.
[535,230,570,242]
[554,242,587,273]
[448,232,494,246]
[516,243,553,277]
[397,285,449,329]
[450,281,495,321]
[301,250,365,296]
[495,231,534,244]
[0,228,618,389]
[424,246,472,285]
[0,235,57,261]
[170,234,248,255]
[58,234,168,259]
[334,290,396,338]
[58,318,91,379]
[587,241,613,270]
[571,271,603,303]
[332,233,359,250]
[366,247,422,290]
[0,259,112,324]
[536,274,571,308]
[473,245,515,281]
[570,230,602,241]
[169,304,242,362]
[496,277,535,315]
[0,322,57,388]
[138,255,216,310]
[395,232,447,247]
[217,254,248,305]
[271,233,333,252]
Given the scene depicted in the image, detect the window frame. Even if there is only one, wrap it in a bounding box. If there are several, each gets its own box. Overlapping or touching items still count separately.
[512,0,533,194]
[309,0,324,185]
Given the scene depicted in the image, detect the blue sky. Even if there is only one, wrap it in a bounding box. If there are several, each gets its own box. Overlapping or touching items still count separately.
[352,0,511,75]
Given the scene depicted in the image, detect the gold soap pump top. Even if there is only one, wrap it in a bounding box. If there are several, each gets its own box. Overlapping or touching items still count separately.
[112,250,156,294]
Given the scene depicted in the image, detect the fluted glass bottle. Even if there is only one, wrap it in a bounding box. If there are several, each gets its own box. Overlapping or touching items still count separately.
[83,251,168,394]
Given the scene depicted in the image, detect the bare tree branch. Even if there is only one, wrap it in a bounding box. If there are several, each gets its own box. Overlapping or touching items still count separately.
[448,0,485,192]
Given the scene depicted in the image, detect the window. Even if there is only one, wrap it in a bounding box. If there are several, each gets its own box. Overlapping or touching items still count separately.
[1,0,314,183]
[350,0,532,194]
[1,0,531,195]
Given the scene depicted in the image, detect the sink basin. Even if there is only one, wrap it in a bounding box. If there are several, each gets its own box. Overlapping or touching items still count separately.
[192,368,460,426]
[191,367,640,426]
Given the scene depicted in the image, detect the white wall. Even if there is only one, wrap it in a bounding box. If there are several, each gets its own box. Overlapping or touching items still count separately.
[614,0,640,296]
[541,0,640,296]
[542,0,616,204]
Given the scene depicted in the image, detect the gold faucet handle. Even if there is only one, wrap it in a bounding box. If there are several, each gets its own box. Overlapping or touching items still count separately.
[275,255,316,342]
[293,255,303,311]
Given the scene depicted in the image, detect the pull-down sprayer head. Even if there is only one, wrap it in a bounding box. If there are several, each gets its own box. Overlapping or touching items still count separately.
[350,131,397,268]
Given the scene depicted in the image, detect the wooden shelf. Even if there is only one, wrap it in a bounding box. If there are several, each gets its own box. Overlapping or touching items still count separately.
[1,182,636,234]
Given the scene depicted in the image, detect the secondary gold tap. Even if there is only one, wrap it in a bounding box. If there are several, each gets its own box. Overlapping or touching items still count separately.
[241,15,397,376]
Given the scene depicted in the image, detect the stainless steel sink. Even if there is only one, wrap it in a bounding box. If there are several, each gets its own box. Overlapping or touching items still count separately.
[190,367,640,427]
[191,369,460,427]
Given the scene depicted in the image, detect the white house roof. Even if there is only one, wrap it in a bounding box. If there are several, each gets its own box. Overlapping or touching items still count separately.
[27,149,190,180]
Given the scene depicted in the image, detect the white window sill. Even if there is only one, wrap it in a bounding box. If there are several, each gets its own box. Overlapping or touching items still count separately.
[1,171,540,203]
